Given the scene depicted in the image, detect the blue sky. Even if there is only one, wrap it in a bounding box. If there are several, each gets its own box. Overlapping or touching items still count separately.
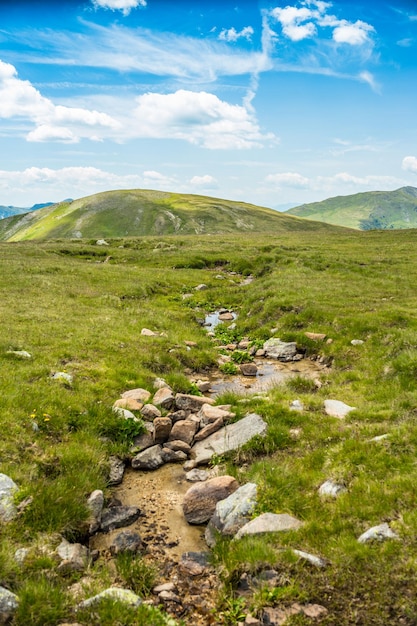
[0,0,416,208]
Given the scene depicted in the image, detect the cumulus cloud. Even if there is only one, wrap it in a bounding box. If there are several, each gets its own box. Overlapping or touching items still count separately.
[92,0,146,16]
[0,60,121,143]
[190,175,218,189]
[271,6,317,41]
[219,26,254,43]
[402,156,417,173]
[332,20,375,45]
[132,89,275,149]
[265,172,310,188]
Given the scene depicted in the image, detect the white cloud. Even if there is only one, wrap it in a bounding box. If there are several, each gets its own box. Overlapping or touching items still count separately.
[358,70,380,93]
[271,6,317,41]
[332,20,375,45]
[131,89,275,149]
[92,0,146,16]
[190,175,218,189]
[265,172,310,188]
[219,26,254,43]
[402,156,417,173]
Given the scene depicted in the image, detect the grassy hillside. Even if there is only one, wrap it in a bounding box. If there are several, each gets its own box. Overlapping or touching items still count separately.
[0,189,347,241]
[1,229,417,624]
[287,186,417,230]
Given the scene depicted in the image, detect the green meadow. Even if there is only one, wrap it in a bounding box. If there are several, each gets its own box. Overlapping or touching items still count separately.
[1,228,417,625]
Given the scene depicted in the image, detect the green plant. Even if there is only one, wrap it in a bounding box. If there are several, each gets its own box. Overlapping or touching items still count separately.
[219,362,239,375]
[115,553,158,596]
[217,594,247,625]
[231,350,253,364]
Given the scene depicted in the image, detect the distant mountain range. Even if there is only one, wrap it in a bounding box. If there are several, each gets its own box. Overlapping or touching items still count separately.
[0,189,344,241]
[0,202,54,220]
[286,186,417,230]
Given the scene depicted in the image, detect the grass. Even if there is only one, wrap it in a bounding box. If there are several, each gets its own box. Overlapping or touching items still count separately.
[0,228,417,624]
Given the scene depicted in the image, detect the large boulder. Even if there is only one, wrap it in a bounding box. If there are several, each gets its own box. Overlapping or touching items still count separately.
[131,445,165,470]
[183,476,239,524]
[191,413,267,466]
[205,482,258,546]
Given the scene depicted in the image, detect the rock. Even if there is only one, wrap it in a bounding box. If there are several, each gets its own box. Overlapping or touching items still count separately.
[52,371,73,385]
[14,548,29,566]
[159,590,180,603]
[6,349,31,358]
[183,476,239,524]
[318,480,346,498]
[161,448,188,463]
[191,413,267,466]
[198,404,233,425]
[194,418,224,442]
[185,469,209,482]
[263,338,297,361]
[153,582,176,594]
[194,284,208,291]
[218,312,234,321]
[169,409,189,423]
[175,393,215,412]
[57,539,89,573]
[292,549,327,568]
[153,377,169,390]
[205,482,258,547]
[357,522,399,543]
[77,587,142,609]
[240,363,258,376]
[86,490,104,533]
[131,445,165,470]
[112,406,138,420]
[99,506,141,533]
[108,456,125,486]
[235,513,303,539]
[262,603,328,625]
[0,586,19,623]
[195,380,211,393]
[164,440,191,454]
[0,474,18,522]
[153,417,172,444]
[122,388,151,402]
[96,239,109,245]
[290,400,304,412]
[141,328,159,336]
[110,531,143,555]
[185,340,197,347]
[324,399,356,419]
[178,551,211,576]
[370,434,389,442]
[305,332,326,341]
[140,404,162,420]
[131,430,154,454]
[113,397,143,411]
[245,616,261,625]
[169,419,199,445]
[153,386,175,409]
[351,339,364,345]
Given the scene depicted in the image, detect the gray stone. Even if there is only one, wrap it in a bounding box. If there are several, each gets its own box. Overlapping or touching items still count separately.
[131,445,165,470]
[153,386,175,409]
[122,388,151,402]
[289,400,304,412]
[110,531,143,555]
[161,448,188,463]
[324,399,356,419]
[175,393,214,412]
[153,417,172,444]
[77,587,142,609]
[191,413,267,466]
[183,476,239,524]
[205,482,258,547]
[131,431,154,454]
[0,474,18,522]
[235,513,303,539]
[86,490,104,533]
[112,406,138,420]
[141,328,159,336]
[140,404,162,420]
[194,418,224,442]
[163,440,191,454]
[6,349,31,358]
[185,469,209,482]
[240,363,258,377]
[318,480,346,498]
[169,419,199,445]
[52,371,73,385]
[198,403,233,425]
[57,539,89,573]
[263,338,297,361]
[194,284,208,291]
[108,456,125,486]
[357,522,399,544]
[0,586,19,623]
[351,339,364,345]
[195,380,211,393]
[292,549,327,568]
[14,548,29,566]
[100,506,141,533]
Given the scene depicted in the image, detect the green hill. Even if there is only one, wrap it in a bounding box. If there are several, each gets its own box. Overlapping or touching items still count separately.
[0,188,347,241]
[286,186,417,230]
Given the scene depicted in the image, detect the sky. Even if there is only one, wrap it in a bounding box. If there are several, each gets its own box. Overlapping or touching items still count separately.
[0,0,416,209]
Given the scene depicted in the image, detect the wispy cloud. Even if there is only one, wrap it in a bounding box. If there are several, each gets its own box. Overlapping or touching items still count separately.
[190,174,218,189]
[219,26,254,43]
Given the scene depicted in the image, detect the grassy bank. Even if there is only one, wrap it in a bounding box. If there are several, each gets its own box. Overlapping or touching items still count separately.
[1,229,417,624]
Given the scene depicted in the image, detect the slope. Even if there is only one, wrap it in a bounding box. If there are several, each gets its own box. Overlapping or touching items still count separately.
[286,186,417,230]
[0,188,348,242]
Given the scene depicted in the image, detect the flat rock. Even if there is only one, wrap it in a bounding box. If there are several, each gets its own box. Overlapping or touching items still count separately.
[110,531,144,555]
[121,388,151,402]
[153,386,175,409]
[169,419,198,445]
[357,522,399,543]
[100,506,141,533]
[140,404,162,420]
[161,448,188,463]
[0,474,18,522]
[183,476,239,524]
[305,332,326,341]
[77,587,142,609]
[113,397,143,411]
[141,328,159,336]
[262,603,328,625]
[131,445,165,470]
[191,413,267,466]
[292,549,327,568]
[6,349,31,358]
[194,418,224,442]
[175,393,215,412]
[263,338,297,361]
[235,512,303,539]
[185,469,209,482]
[0,586,19,623]
[198,403,233,425]
[324,399,356,419]
[205,482,258,547]
[164,440,192,454]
